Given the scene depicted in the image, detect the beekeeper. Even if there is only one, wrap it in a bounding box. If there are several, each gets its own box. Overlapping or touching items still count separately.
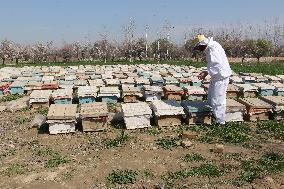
[194,35,232,126]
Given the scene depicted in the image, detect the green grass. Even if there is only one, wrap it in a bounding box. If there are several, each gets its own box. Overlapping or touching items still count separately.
[35,148,70,168]
[257,120,284,140]
[18,117,30,124]
[107,169,138,185]
[5,163,25,177]
[155,136,181,149]
[233,152,284,186]
[181,153,206,162]
[194,122,252,144]
[143,169,155,178]
[0,94,23,102]
[36,106,49,116]
[104,130,130,148]
[1,60,284,75]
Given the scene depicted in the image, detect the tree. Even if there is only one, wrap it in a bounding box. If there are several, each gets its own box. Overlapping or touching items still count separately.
[133,38,146,61]
[253,39,273,63]
[0,39,14,65]
[151,38,174,61]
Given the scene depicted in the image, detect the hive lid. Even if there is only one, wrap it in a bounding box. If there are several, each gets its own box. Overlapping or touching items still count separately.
[47,104,77,120]
[260,96,284,106]
[122,102,152,116]
[150,100,185,116]
[238,98,272,108]
[80,102,108,117]
[181,100,212,113]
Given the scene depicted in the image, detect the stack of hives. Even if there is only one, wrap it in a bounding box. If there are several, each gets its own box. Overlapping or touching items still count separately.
[52,88,73,104]
[226,99,246,122]
[163,85,184,101]
[122,85,143,103]
[122,102,152,129]
[260,96,284,120]
[77,86,98,104]
[181,101,212,125]
[150,100,185,127]
[238,98,273,121]
[143,85,164,101]
[80,102,109,131]
[98,86,120,103]
[29,90,52,108]
[47,104,77,134]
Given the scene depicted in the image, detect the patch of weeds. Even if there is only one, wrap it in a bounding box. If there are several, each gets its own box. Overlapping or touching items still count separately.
[257,120,284,140]
[199,122,251,144]
[147,127,162,136]
[104,130,130,148]
[62,169,75,180]
[163,163,223,186]
[0,149,16,161]
[0,94,23,102]
[5,163,25,177]
[46,153,70,168]
[18,117,29,124]
[20,106,30,112]
[155,136,181,150]
[107,169,138,185]
[181,153,206,162]
[36,106,49,115]
[233,152,284,186]
[35,148,70,168]
[220,153,244,161]
[143,169,155,178]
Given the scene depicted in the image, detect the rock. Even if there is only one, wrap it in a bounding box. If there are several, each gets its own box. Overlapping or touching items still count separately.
[6,96,29,112]
[30,114,46,128]
[0,106,6,112]
[182,131,198,140]
[212,144,224,153]
[181,140,193,148]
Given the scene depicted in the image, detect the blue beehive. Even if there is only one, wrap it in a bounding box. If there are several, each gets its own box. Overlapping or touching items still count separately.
[54,98,72,104]
[10,81,26,94]
[101,96,118,103]
[79,96,96,104]
[252,83,275,96]
[181,101,212,113]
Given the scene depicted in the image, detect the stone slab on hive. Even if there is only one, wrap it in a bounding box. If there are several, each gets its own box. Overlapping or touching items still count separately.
[80,102,108,118]
[122,102,152,117]
[47,104,77,120]
[78,86,99,97]
[30,90,52,103]
[150,100,185,117]
[98,86,121,98]
[52,88,73,99]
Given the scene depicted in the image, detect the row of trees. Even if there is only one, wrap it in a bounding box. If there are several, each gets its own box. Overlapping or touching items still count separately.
[1,20,283,64]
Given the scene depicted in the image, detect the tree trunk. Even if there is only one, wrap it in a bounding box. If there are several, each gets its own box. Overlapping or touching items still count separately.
[2,58,5,65]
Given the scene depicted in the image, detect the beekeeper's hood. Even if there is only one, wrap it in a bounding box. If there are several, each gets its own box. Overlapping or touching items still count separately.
[194,35,212,48]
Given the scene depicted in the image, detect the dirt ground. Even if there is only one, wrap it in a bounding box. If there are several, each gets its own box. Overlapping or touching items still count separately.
[1,102,284,189]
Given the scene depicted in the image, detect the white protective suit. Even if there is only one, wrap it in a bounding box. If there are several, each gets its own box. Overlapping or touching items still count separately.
[205,37,232,124]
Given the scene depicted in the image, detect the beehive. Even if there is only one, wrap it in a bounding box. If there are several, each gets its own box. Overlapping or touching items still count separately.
[80,102,109,131]
[98,86,120,103]
[150,100,185,127]
[47,104,77,134]
[122,102,152,129]
[29,90,52,108]
[226,99,246,122]
[238,98,272,121]
[234,84,258,98]
[10,81,27,94]
[143,85,164,101]
[122,85,143,103]
[52,88,73,104]
[252,83,275,96]
[105,79,121,87]
[226,84,241,99]
[271,83,284,96]
[163,85,184,101]
[135,77,150,89]
[77,86,99,104]
[184,86,206,101]
[0,82,11,95]
[179,78,191,88]
[163,77,179,86]
[260,96,284,120]
[150,76,164,86]
[181,101,212,125]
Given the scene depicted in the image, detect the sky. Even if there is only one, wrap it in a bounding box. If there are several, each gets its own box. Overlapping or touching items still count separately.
[0,0,283,46]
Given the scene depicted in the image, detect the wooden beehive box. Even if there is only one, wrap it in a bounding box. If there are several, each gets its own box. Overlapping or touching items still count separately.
[150,76,164,86]
[52,88,73,104]
[271,83,284,96]
[29,90,52,108]
[47,104,77,134]
[120,77,136,86]
[88,79,105,87]
[163,85,184,101]
[179,78,191,88]
[80,102,109,131]
[252,83,275,96]
[143,85,164,101]
[226,99,246,122]
[227,84,241,99]
[183,86,206,101]
[42,81,59,90]
[10,81,27,94]
[122,102,152,129]
[234,84,258,98]
[135,77,150,89]
[122,85,143,103]
[238,98,273,121]
[260,96,284,120]
[181,101,212,125]
[105,79,121,87]
[265,75,282,83]
[150,100,185,127]
[77,86,99,104]
[163,77,179,86]
[98,86,120,103]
